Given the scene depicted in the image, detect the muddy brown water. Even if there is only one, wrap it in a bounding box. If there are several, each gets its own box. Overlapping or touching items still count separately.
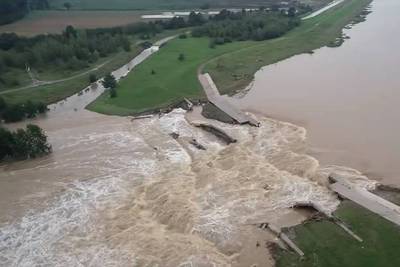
[0,3,391,266]
[236,0,400,185]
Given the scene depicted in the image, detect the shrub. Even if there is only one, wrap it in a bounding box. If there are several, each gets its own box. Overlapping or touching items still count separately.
[89,73,97,83]
[2,104,25,123]
[179,33,188,39]
[109,87,117,98]
[0,124,52,161]
[178,53,185,61]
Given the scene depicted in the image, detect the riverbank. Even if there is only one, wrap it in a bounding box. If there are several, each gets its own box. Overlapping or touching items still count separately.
[4,98,399,266]
[275,191,400,267]
[88,0,372,116]
[0,104,346,266]
[205,0,372,95]
[88,37,256,115]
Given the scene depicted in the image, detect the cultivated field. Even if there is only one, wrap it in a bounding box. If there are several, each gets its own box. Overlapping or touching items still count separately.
[49,0,297,10]
[0,10,147,36]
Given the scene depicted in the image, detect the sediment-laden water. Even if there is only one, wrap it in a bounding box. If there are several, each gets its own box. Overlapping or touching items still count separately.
[0,3,388,266]
[0,103,375,266]
[236,0,400,185]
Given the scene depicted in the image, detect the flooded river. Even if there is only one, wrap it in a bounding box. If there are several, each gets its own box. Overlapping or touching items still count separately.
[0,2,388,266]
[237,0,400,185]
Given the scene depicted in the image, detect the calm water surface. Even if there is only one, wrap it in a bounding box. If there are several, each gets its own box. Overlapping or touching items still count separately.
[237,0,400,184]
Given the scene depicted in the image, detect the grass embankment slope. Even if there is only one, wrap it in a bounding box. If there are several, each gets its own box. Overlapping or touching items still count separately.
[204,0,373,94]
[276,197,400,267]
[90,0,371,115]
[88,38,255,115]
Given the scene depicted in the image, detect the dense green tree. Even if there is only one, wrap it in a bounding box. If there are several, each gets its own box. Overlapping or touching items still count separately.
[288,7,296,17]
[188,11,205,26]
[0,0,27,25]
[102,73,117,89]
[178,53,185,61]
[0,96,6,111]
[11,128,30,158]
[0,124,51,160]
[64,25,77,39]
[209,39,216,49]
[64,2,71,10]
[36,102,47,113]
[24,124,52,157]
[2,104,25,122]
[89,73,97,83]
[0,99,47,123]
[0,126,13,160]
[192,10,300,44]
[109,87,117,98]
[0,33,19,50]
[121,37,131,52]
[24,100,37,118]
[165,17,186,29]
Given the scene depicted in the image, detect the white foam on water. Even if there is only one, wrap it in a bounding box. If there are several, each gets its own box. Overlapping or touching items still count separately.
[0,109,378,266]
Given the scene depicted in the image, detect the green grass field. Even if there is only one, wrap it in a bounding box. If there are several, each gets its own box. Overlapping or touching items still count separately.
[88,37,255,115]
[89,0,372,115]
[276,200,400,267]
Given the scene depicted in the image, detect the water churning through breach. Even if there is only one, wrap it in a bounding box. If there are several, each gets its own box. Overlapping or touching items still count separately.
[0,106,375,266]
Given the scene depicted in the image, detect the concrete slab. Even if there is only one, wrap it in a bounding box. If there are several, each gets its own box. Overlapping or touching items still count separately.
[199,73,260,126]
[329,174,400,227]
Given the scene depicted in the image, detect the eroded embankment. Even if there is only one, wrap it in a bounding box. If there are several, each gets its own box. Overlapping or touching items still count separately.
[0,108,375,267]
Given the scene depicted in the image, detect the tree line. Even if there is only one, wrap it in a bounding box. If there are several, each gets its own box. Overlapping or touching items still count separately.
[0,0,50,25]
[0,13,205,90]
[0,13,204,123]
[191,9,300,45]
[0,96,47,123]
[0,123,51,161]
[0,26,132,88]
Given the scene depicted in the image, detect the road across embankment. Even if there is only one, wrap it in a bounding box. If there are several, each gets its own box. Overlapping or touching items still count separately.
[198,73,259,126]
[302,0,347,20]
[329,174,400,227]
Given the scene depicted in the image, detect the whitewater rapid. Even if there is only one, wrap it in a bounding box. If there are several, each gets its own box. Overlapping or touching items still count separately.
[0,107,375,267]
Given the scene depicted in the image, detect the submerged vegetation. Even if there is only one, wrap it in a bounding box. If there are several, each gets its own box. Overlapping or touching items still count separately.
[0,96,47,122]
[0,124,51,161]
